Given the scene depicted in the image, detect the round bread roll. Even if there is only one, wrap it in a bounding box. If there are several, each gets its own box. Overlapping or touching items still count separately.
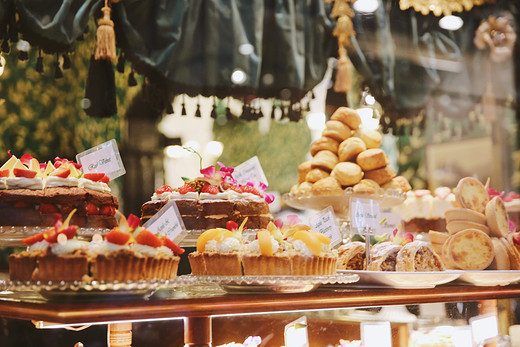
[311,150,338,171]
[338,137,366,162]
[310,136,340,156]
[448,229,494,270]
[290,184,298,194]
[429,230,449,244]
[354,127,382,149]
[353,179,380,194]
[331,162,363,187]
[488,237,511,270]
[382,176,412,192]
[298,160,312,184]
[322,120,352,142]
[363,166,396,186]
[311,176,342,195]
[441,235,458,269]
[297,181,313,193]
[485,196,510,238]
[356,149,389,171]
[330,107,362,130]
[305,168,330,183]
[455,177,489,214]
[446,220,490,235]
[445,208,486,225]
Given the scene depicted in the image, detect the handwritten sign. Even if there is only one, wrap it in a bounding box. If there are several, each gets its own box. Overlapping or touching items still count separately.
[470,314,498,345]
[310,206,341,247]
[143,200,187,244]
[233,156,268,186]
[361,322,391,347]
[379,212,401,236]
[284,316,308,347]
[76,139,126,180]
[350,197,381,232]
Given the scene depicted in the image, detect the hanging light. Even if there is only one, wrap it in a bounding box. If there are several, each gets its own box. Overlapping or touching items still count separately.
[353,0,379,13]
[439,15,464,31]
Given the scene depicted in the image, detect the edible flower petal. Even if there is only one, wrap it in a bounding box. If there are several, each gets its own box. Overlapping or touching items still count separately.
[487,186,504,199]
[127,214,141,229]
[20,153,34,165]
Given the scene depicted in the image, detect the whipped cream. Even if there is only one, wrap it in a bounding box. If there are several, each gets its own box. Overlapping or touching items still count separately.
[199,192,228,200]
[395,190,455,222]
[92,240,130,254]
[156,245,174,257]
[292,240,314,257]
[0,178,6,190]
[28,240,50,252]
[248,237,280,254]
[169,191,198,200]
[205,237,240,253]
[131,243,158,257]
[78,178,111,192]
[151,192,173,201]
[45,176,79,188]
[6,177,43,190]
[51,239,88,256]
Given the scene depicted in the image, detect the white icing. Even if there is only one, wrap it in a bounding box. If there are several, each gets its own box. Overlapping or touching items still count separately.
[151,192,173,201]
[156,245,174,257]
[131,243,158,257]
[199,192,228,200]
[205,237,240,253]
[170,191,198,200]
[395,190,455,222]
[6,177,43,190]
[93,240,130,254]
[51,239,88,256]
[28,240,50,252]
[292,240,313,257]
[45,176,79,188]
[0,178,6,190]
[78,178,110,192]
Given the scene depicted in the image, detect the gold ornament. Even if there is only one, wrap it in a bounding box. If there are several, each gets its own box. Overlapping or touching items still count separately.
[399,0,494,16]
[474,16,517,63]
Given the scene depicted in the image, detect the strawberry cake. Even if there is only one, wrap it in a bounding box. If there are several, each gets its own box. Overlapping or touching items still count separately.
[140,163,273,230]
[0,153,118,229]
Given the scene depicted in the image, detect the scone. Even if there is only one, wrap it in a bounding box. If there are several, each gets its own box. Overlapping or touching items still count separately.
[356,149,389,171]
[446,220,490,235]
[382,176,412,192]
[311,150,338,171]
[322,120,352,142]
[330,107,362,130]
[297,181,313,193]
[488,237,510,270]
[353,179,380,194]
[447,229,494,270]
[310,137,340,156]
[305,168,330,183]
[395,241,445,272]
[363,166,396,185]
[445,208,487,225]
[455,177,489,214]
[338,137,366,162]
[331,162,363,187]
[354,127,382,149]
[485,196,510,238]
[337,241,366,270]
[298,160,312,183]
[441,235,458,269]
[428,230,450,244]
[311,176,342,195]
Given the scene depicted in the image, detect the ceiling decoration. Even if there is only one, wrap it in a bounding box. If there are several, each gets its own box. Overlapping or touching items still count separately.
[399,0,495,16]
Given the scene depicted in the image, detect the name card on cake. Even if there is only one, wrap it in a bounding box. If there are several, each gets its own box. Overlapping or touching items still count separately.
[143,200,187,244]
[76,139,126,180]
[470,314,499,344]
[379,212,401,236]
[350,197,381,233]
[361,321,391,347]
[233,156,268,186]
[310,206,342,247]
[284,316,309,347]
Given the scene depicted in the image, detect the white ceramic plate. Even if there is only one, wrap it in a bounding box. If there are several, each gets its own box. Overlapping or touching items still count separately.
[456,270,520,286]
[337,270,462,289]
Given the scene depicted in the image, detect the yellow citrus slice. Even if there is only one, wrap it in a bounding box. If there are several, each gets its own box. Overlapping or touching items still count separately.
[257,229,273,256]
[310,231,331,245]
[196,228,232,252]
[292,230,322,256]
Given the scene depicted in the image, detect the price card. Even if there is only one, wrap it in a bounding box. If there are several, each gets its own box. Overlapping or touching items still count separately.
[350,197,381,233]
[76,139,126,180]
[233,156,268,186]
[143,200,187,244]
[284,316,308,347]
[470,314,498,344]
[361,321,391,347]
[309,206,341,247]
[379,211,401,236]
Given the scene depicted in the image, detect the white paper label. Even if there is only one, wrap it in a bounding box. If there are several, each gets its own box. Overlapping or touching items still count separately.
[350,198,381,232]
[470,314,498,344]
[284,316,308,347]
[310,206,341,247]
[379,212,401,236]
[361,321,391,347]
[143,200,187,244]
[233,156,268,186]
[76,139,126,180]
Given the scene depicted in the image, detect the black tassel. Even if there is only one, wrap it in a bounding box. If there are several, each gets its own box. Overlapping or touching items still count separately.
[18,50,28,61]
[165,103,174,115]
[116,54,125,73]
[35,56,44,73]
[271,104,277,120]
[84,54,117,118]
[241,104,251,121]
[54,61,63,79]
[128,70,137,87]
[62,54,71,70]
[257,107,264,119]
[181,95,187,116]
[210,98,217,119]
[194,102,202,118]
[311,90,316,100]
[1,39,9,54]
[225,106,233,120]
[280,106,287,119]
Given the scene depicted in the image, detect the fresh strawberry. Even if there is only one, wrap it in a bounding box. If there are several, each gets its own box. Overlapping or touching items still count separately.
[159,235,185,255]
[135,229,162,248]
[229,185,241,193]
[127,214,141,229]
[201,185,219,194]
[50,167,70,178]
[20,153,34,166]
[42,227,58,243]
[40,203,60,214]
[83,173,105,182]
[86,202,100,215]
[13,202,32,209]
[0,170,8,177]
[105,228,131,245]
[240,185,261,196]
[60,225,78,240]
[22,232,45,245]
[226,220,239,231]
[156,185,174,194]
[100,205,115,216]
[178,183,195,194]
[13,168,37,178]
[99,174,110,184]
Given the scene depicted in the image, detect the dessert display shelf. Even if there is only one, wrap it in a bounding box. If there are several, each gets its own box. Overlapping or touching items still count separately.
[179,228,261,247]
[0,226,110,247]
[282,187,406,218]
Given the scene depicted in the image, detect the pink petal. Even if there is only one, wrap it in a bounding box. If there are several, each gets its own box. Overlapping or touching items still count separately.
[287,214,302,225]
[264,193,275,204]
[200,165,215,177]
[274,219,284,229]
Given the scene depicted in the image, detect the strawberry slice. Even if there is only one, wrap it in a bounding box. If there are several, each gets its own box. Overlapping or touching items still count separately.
[159,235,185,255]
[40,203,59,214]
[201,185,219,194]
[99,175,110,184]
[50,167,70,178]
[86,202,100,215]
[13,168,37,178]
[42,227,58,243]
[135,229,162,248]
[60,225,78,240]
[178,183,195,194]
[99,205,115,216]
[83,173,105,182]
[105,228,131,245]
[127,214,141,229]
[22,232,45,245]
[156,185,174,194]
[0,170,9,177]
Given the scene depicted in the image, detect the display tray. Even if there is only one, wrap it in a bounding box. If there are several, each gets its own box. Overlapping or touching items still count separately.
[282,188,406,217]
[182,274,360,294]
[336,270,462,289]
[455,270,520,287]
[0,226,110,247]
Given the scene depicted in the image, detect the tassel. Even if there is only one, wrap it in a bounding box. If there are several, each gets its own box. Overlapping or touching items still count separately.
[116,53,125,73]
[210,98,217,119]
[1,39,9,54]
[95,0,117,61]
[241,103,251,121]
[35,50,44,73]
[257,107,264,119]
[271,104,277,119]
[84,55,117,118]
[165,102,173,115]
[54,56,63,79]
[62,54,71,70]
[181,95,187,116]
[194,102,202,118]
[128,70,137,86]
[18,50,28,61]
[334,46,351,93]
